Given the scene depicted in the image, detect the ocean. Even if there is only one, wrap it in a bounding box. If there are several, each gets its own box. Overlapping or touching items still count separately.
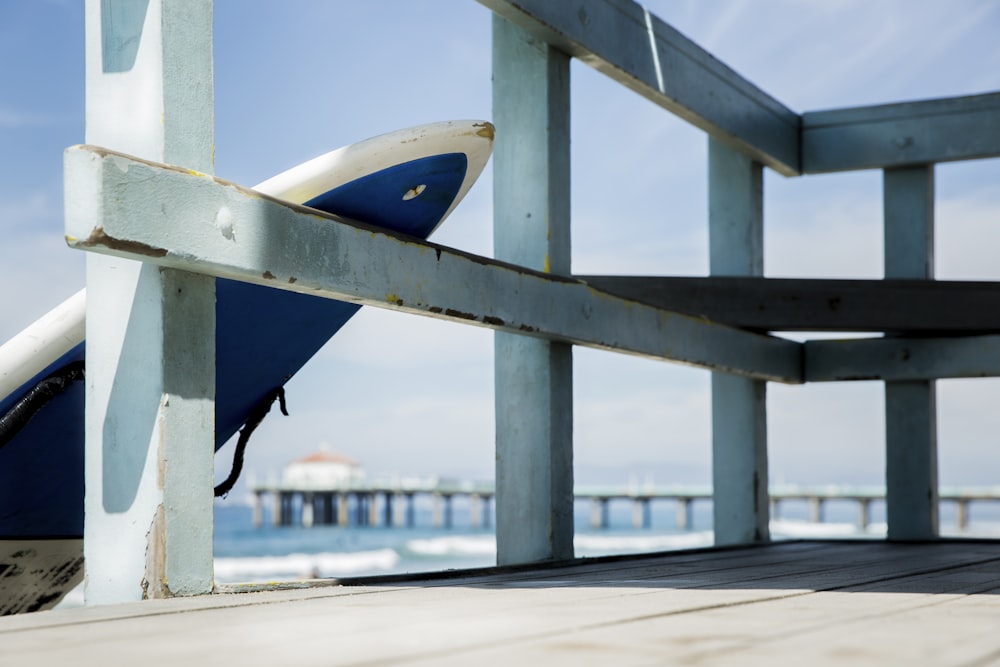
[213,498,718,583]
[212,495,1000,583]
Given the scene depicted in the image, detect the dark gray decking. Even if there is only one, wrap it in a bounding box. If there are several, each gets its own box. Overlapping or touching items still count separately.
[3,541,1000,666]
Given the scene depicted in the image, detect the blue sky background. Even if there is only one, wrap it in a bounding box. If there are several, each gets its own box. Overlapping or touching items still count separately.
[2,1,999,499]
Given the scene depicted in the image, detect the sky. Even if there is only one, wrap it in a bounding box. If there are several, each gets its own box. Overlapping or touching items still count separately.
[1,1,999,502]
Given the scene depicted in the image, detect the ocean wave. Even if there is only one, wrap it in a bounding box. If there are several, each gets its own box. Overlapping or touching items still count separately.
[770,518,871,538]
[405,535,497,557]
[574,532,714,554]
[214,548,399,582]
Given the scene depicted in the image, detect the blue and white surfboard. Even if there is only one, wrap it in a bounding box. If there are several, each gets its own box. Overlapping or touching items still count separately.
[0,120,495,540]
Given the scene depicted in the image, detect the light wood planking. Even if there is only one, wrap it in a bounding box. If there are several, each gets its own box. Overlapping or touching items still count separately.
[3,541,999,666]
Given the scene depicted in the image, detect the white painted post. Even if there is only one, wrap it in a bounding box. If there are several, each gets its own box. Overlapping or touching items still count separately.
[884,165,939,540]
[271,493,282,528]
[393,493,406,528]
[368,494,379,527]
[337,493,349,526]
[708,138,770,545]
[432,493,443,529]
[252,493,262,529]
[81,0,215,603]
[302,494,314,528]
[492,16,574,564]
[470,494,483,529]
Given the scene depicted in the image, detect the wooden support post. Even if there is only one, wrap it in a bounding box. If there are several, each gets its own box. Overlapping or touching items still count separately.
[590,499,603,530]
[271,493,281,528]
[493,16,574,565]
[80,0,216,604]
[956,500,969,531]
[470,494,483,529]
[809,497,824,524]
[406,494,416,528]
[432,493,443,529]
[676,499,693,531]
[708,138,770,546]
[337,493,349,527]
[322,494,334,525]
[252,493,262,529]
[444,495,454,530]
[631,499,651,529]
[859,499,871,532]
[884,165,939,541]
[368,493,379,527]
[393,493,406,528]
[301,493,313,528]
[383,493,393,527]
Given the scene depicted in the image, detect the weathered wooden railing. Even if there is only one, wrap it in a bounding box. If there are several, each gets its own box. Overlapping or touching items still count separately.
[69,0,1000,604]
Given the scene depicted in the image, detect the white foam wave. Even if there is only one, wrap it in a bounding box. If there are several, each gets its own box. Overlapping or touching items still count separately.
[406,535,497,557]
[214,548,399,582]
[574,531,714,554]
[770,519,871,538]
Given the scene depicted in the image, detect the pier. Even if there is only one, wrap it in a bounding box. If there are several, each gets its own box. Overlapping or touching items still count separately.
[250,479,495,530]
[250,481,1000,532]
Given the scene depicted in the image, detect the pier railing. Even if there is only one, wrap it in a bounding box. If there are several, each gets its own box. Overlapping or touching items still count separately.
[66,0,1000,603]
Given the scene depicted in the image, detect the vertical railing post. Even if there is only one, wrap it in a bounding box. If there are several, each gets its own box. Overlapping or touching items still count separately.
[81,0,215,603]
[708,138,770,545]
[884,165,939,540]
[492,16,574,565]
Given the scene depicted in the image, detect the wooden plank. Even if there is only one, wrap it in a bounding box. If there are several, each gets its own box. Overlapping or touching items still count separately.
[477,0,801,175]
[63,146,803,383]
[577,276,1000,334]
[883,165,938,541]
[708,139,769,546]
[492,16,574,565]
[81,0,215,605]
[803,93,1000,173]
[3,542,1000,666]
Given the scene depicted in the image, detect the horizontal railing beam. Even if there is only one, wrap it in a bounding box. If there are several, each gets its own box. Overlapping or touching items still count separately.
[803,93,1000,173]
[63,146,803,383]
[477,0,801,175]
[806,335,1000,382]
[579,276,1000,333]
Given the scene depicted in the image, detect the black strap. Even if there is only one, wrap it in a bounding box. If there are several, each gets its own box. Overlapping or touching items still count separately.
[0,360,86,451]
[214,386,288,498]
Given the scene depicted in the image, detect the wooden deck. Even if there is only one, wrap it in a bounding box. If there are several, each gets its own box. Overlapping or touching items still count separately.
[3,540,1000,666]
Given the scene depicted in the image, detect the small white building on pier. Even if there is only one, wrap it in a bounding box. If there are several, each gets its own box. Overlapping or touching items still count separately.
[282,445,364,490]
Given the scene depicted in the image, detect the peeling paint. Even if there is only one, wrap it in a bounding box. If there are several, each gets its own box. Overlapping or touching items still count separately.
[78,226,168,258]
[142,504,168,599]
[444,308,476,321]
